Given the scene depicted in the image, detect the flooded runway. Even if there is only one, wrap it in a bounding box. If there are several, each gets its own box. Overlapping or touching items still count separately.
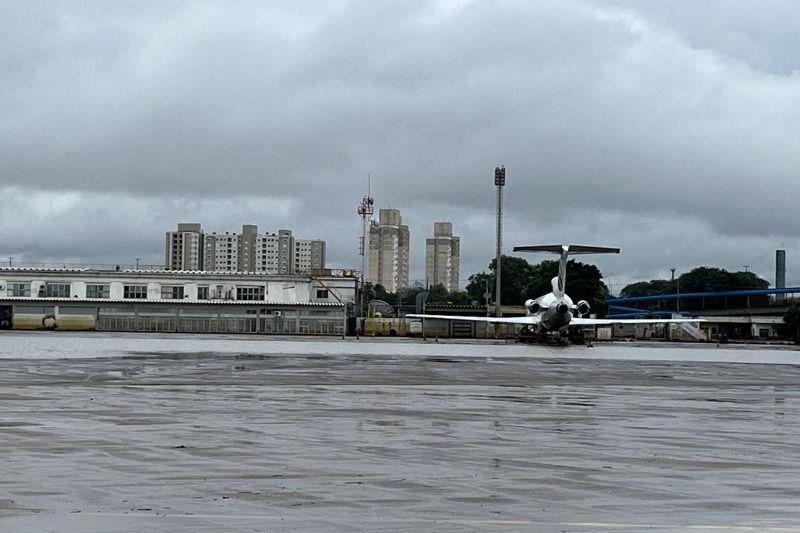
[2,332,800,532]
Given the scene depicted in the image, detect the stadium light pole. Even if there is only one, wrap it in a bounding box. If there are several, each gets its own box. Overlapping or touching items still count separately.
[494,165,506,318]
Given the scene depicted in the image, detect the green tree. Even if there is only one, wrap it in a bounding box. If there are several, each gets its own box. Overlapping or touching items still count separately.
[466,271,492,303]
[369,283,472,313]
[784,302,800,343]
[620,267,770,311]
[427,283,450,303]
[620,279,675,298]
[466,255,536,306]
[446,291,474,305]
[521,259,609,315]
[425,284,474,305]
[466,255,610,314]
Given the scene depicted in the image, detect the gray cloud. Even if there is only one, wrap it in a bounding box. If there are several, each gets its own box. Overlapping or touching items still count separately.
[1,0,799,289]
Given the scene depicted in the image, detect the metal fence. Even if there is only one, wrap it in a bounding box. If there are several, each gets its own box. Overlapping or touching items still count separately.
[95,307,344,335]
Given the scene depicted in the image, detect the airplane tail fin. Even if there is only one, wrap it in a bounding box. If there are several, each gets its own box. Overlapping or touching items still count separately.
[513,245,620,298]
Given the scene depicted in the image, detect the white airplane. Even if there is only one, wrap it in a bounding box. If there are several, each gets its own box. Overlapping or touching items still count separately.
[408,245,703,341]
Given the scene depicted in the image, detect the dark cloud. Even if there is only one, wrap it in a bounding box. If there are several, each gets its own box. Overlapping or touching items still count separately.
[1,0,799,289]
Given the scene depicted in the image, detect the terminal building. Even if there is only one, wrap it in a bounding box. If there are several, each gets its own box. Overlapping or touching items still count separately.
[0,268,356,336]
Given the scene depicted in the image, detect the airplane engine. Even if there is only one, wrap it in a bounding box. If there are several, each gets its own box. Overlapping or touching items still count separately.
[576,300,591,317]
[556,302,569,314]
[525,299,541,313]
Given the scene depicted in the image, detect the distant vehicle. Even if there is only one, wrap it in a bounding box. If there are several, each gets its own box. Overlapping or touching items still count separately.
[408,245,704,344]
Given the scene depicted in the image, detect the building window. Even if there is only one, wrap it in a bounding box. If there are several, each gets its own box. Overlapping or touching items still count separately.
[197,286,209,300]
[123,285,147,299]
[236,287,265,301]
[316,289,329,299]
[161,286,184,299]
[45,283,71,298]
[7,282,31,297]
[86,284,110,299]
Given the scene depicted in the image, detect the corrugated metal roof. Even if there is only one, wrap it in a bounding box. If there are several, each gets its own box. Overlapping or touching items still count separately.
[0,297,343,307]
[0,267,356,280]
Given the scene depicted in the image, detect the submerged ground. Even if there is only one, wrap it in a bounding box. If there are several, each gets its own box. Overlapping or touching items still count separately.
[1,331,799,532]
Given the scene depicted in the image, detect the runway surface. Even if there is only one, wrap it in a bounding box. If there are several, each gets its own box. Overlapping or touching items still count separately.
[1,331,800,532]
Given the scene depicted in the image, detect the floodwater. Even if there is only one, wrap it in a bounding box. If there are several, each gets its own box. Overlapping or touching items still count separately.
[1,331,800,532]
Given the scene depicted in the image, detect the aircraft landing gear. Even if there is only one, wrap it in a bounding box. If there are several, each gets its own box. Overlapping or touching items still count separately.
[517,326,569,345]
[569,326,594,347]
[517,326,538,344]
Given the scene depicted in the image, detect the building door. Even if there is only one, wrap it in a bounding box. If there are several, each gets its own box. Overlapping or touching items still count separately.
[0,306,12,329]
[451,320,474,338]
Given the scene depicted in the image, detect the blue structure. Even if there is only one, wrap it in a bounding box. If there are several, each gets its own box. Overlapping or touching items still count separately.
[607,287,800,317]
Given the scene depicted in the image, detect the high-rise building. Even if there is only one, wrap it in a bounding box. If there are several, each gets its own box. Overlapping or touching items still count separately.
[296,239,326,275]
[168,223,325,274]
[277,229,295,275]
[254,232,281,273]
[425,221,460,292]
[204,231,239,271]
[165,223,204,270]
[368,209,410,292]
[237,224,258,273]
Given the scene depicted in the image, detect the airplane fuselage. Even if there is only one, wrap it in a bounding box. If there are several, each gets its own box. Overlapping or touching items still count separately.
[525,274,589,332]
[527,291,575,332]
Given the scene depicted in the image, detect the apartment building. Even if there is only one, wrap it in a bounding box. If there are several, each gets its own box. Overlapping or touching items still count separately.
[204,232,239,272]
[165,224,325,274]
[425,221,460,292]
[165,223,204,270]
[295,239,326,276]
[368,209,410,292]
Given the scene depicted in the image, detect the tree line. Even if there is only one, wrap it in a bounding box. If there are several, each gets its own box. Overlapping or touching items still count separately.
[366,256,773,319]
[620,267,770,310]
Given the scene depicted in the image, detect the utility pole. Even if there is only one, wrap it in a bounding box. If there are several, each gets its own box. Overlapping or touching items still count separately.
[670,267,676,313]
[494,165,505,317]
[670,267,681,313]
[357,177,375,337]
[485,277,490,317]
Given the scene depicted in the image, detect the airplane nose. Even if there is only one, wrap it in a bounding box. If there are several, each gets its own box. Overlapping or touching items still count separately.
[556,302,569,314]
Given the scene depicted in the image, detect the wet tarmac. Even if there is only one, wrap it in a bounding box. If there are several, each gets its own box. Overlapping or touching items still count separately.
[2,331,800,532]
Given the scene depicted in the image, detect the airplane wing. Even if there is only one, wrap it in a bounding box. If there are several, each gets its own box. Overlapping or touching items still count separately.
[406,314,541,325]
[571,317,705,326]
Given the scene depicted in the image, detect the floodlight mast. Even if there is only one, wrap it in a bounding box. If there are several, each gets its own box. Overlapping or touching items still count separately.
[494,165,506,318]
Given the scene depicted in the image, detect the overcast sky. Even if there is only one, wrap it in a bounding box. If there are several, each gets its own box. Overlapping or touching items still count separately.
[2,0,799,292]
